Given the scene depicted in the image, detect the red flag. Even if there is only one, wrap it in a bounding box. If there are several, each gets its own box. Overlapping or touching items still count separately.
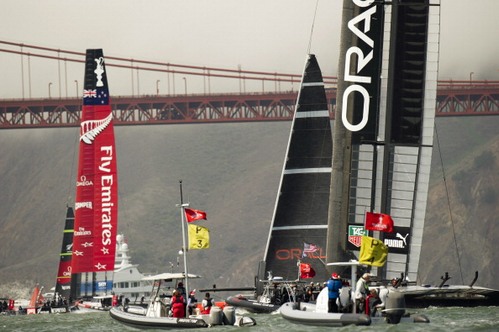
[365,212,394,233]
[185,208,207,222]
[299,263,316,279]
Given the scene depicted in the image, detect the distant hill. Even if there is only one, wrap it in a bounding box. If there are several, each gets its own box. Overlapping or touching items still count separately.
[420,116,499,288]
[0,116,497,298]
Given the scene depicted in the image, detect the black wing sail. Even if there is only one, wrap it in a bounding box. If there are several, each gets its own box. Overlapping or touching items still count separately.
[55,206,75,301]
[330,0,440,283]
[263,54,332,282]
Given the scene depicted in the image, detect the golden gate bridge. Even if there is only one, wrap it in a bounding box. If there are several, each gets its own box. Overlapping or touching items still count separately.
[1,41,498,129]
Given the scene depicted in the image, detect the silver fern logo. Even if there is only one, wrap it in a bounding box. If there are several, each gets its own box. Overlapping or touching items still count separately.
[79,112,113,144]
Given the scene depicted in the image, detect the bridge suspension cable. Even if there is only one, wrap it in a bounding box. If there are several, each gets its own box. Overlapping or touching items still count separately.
[0,40,337,85]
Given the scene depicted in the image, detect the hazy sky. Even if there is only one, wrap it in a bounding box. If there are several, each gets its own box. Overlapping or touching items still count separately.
[1,0,498,98]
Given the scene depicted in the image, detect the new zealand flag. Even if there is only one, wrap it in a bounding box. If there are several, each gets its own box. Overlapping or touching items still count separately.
[83,88,109,105]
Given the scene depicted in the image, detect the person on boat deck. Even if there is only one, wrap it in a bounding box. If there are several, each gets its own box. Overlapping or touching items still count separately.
[292,284,302,302]
[314,282,322,298]
[366,288,382,316]
[375,285,389,312]
[390,277,402,288]
[177,281,187,313]
[327,273,343,313]
[201,292,214,314]
[187,290,198,315]
[170,290,185,318]
[280,286,290,304]
[177,282,187,300]
[305,282,315,302]
[355,273,371,313]
[271,283,280,304]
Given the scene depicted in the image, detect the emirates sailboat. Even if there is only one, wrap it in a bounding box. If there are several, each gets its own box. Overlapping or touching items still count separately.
[72,49,118,310]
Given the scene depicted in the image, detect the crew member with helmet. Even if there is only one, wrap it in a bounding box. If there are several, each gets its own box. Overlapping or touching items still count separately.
[187,289,198,315]
[327,272,343,313]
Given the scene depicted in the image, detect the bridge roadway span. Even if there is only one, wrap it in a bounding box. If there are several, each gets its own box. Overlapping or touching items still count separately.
[0,82,498,129]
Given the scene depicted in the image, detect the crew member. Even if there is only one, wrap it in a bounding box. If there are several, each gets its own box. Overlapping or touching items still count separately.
[171,290,185,318]
[355,273,371,313]
[327,273,343,313]
[201,292,214,314]
[187,290,198,315]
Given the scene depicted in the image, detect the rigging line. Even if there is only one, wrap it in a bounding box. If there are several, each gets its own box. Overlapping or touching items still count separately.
[434,122,464,284]
[307,0,320,55]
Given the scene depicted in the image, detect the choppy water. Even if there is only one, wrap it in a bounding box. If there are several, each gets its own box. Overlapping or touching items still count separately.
[1,306,498,332]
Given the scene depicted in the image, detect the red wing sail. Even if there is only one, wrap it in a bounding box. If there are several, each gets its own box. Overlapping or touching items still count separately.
[72,49,118,274]
[28,284,41,308]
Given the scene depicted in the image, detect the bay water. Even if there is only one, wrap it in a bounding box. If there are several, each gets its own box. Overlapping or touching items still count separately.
[1,306,498,331]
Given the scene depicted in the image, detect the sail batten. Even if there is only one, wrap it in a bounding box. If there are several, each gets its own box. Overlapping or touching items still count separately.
[273,225,328,231]
[283,167,332,175]
[301,82,324,87]
[294,110,330,118]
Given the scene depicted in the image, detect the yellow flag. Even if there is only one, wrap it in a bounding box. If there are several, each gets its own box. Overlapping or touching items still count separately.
[188,224,210,249]
[359,236,388,267]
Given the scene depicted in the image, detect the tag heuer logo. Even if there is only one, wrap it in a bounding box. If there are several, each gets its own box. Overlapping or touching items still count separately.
[348,225,367,248]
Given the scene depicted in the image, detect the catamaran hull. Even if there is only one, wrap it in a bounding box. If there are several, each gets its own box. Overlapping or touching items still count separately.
[75,305,110,313]
[398,285,499,308]
[28,307,72,314]
[225,296,280,313]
